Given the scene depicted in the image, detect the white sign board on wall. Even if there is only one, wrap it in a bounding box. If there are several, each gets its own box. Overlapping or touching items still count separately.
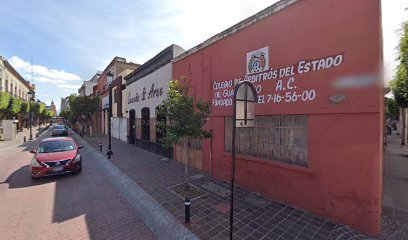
[126,63,171,117]
[102,95,109,109]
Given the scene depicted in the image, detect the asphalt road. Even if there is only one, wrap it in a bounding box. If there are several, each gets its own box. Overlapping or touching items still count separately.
[0,128,156,240]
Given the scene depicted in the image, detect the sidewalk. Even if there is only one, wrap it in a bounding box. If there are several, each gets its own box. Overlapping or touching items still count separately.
[383,132,408,212]
[81,132,380,240]
[0,125,44,146]
[381,132,408,239]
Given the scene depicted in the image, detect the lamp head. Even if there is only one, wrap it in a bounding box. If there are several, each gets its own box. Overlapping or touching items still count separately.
[107,71,114,84]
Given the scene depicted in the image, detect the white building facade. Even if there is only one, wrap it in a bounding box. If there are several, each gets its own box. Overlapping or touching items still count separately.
[78,71,102,96]
[125,45,184,155]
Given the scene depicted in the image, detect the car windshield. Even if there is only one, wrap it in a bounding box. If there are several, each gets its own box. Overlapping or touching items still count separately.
[38,141,75,153]
[54,125,65,130]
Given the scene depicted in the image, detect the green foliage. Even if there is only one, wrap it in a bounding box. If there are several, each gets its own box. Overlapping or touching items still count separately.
[48,110,54,118]
[69,96,99,118]
[38,102,45,115]
[45,110,54,118]
[60,109,76,124]
[157,78,211,147]
[30,102,40,115]
[59,109,71,118]
[8,97,22,115]
[386,98,400,121]
[40,108,48,117]
[21,101,30,113]
[392,22,408,107]
[67,95,98,126]
[0,92,11,110]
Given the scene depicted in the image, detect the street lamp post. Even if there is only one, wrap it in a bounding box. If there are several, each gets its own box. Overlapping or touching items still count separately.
[229,81,257,239]
[106,71,114,159]
[28,91,33,141]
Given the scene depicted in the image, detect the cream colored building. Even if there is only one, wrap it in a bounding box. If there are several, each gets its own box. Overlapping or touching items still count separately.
[0,56,35,140]
[0,56,35,101]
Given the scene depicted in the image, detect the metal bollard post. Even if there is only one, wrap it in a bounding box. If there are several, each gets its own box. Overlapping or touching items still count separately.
[185,197,190,224]
[23,136,26,142]
[99,143,102,152]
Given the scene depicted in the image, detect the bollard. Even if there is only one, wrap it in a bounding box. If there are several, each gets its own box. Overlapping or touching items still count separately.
[185,197,190,224]
[23,136,26,143]
[99,143,103,152]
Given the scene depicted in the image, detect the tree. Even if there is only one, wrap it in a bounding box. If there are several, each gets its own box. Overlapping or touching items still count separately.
[0,92,11,119]
[392,22,408,104]
[59,109,71,119]
[60,109,75,125]
[30,102,45,126]
[157,78,211,189]
[69,95,99,136]
[0,92,10,110]
[7,97,22,116]
[38,102,45,115]
[386,98,399,121]
[21,101,30,113]
[20,101,30,129]
[47,110,54,118]
[392,22,408,96]
[391,21,408,144]
[45,110,54,125]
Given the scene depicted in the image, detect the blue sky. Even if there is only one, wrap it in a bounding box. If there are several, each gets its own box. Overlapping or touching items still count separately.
[0,0,406,111]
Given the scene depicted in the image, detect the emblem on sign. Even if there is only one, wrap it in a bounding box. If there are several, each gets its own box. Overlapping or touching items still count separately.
[328,93,346,104]
[247,46,269,75]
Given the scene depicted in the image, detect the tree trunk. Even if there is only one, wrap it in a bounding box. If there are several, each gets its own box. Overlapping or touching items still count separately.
[87,115,93,137]
[89,124,93,137]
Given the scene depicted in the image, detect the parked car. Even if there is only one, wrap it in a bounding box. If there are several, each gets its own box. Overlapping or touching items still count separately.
[30,137,83,178]
[52,124,68,136]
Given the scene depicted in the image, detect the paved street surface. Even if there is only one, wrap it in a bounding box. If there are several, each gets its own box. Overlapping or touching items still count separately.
[0,127,157,240]
[83,131,387,240]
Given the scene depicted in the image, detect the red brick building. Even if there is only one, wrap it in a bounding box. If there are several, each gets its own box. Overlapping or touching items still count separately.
[92,57,139,135]
[173,0,382,236]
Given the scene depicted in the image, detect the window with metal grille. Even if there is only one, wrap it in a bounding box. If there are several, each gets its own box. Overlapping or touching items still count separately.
[224,115,308,167]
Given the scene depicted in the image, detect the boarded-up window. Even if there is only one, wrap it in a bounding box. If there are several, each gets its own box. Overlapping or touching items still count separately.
[225,115,308,167]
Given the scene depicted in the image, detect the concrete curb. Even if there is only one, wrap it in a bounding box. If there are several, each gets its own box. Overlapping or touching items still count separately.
[71,130,198,240]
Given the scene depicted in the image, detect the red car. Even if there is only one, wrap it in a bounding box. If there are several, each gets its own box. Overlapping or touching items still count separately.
[30,137,83,178]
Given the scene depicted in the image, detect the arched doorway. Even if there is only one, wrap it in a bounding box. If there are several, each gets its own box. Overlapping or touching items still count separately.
[128,109,136,144]
[155,106,173,158]
[141,107,150,141]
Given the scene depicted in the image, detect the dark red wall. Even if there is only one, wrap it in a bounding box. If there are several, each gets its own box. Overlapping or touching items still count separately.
[173,0,382,236]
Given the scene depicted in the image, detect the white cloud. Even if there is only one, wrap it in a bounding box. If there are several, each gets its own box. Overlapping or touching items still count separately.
[57,84,81,90]
[9,56,81,83]
[23,75,66,84]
